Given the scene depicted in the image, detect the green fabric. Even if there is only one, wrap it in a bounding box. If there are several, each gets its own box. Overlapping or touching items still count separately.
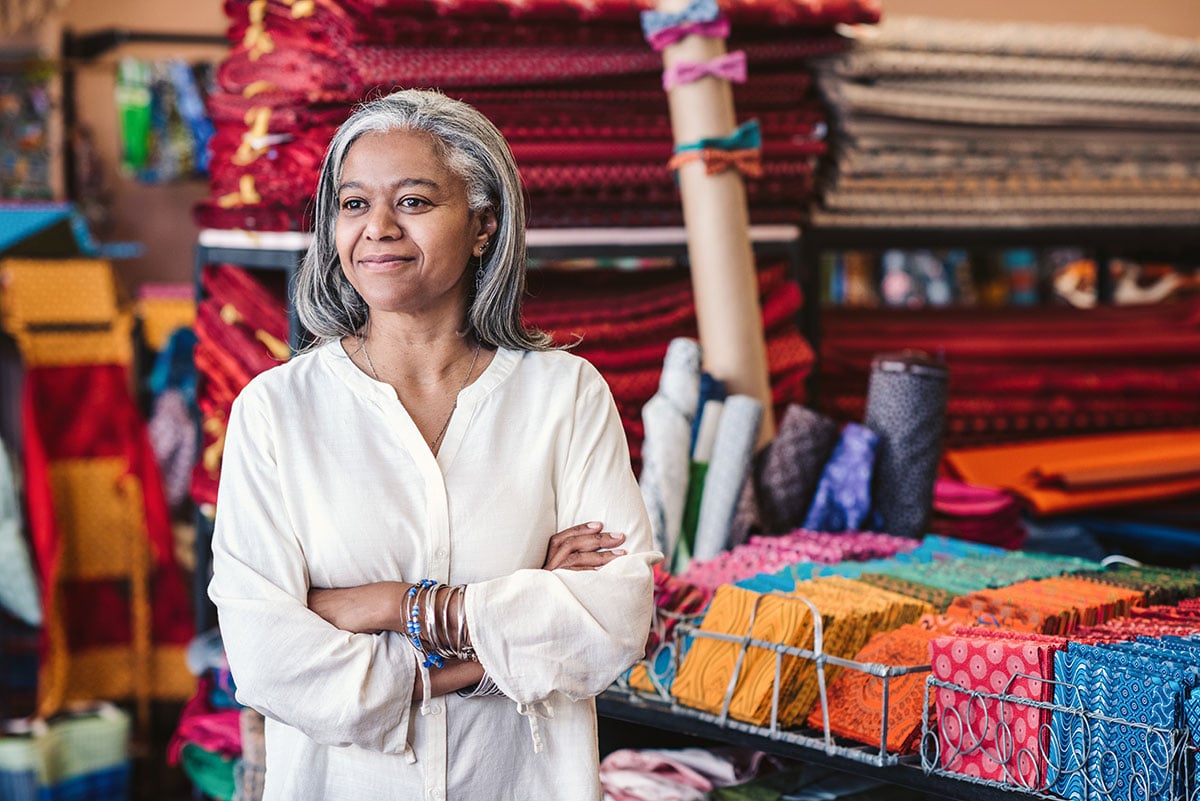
[116,59,153,171]
[0,706,129,784]
[709,766,836,801]
[180,744,237,801]
[673,461,708,573]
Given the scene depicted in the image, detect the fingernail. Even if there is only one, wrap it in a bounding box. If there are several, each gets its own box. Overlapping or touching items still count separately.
[587,521,602,529]
[614,532,626,540]
[613,549,627,556]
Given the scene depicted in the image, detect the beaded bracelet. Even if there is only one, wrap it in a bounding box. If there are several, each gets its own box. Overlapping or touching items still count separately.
[405,580,477,667]
[406,579,444,669]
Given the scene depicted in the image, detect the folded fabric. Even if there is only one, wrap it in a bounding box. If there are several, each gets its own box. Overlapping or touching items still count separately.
[804,618,945,754]
[802,423,878,532]
[932,631,1066,789]
[1030,440,1200,488]
[945,429,1200,514]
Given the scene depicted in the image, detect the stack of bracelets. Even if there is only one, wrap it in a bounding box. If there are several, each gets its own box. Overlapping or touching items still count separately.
[404,579,502,697]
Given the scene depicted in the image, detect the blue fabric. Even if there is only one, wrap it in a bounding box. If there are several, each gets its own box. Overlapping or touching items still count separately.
[0,203,141,259]
[802,423,878,533]
[689,373,726,455]
[640,0,720,37]
[40,765,130,801]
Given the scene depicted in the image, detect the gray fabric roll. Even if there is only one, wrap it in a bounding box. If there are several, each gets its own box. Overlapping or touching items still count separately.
[864,351,949,538]
[692,395,763,563]
[638,338,702,558]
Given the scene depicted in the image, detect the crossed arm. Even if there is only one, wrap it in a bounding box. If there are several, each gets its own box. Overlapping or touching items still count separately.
[307,522,627,697]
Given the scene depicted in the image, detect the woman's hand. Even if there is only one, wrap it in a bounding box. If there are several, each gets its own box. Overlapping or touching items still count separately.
[543,522,626,571]
[308,581,405,634]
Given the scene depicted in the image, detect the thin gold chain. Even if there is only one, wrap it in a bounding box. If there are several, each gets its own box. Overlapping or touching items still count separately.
[360,335,481,452]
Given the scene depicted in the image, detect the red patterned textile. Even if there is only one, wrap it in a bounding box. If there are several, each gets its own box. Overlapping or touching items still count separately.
[819,300,1200,448]
[523,262,812,468]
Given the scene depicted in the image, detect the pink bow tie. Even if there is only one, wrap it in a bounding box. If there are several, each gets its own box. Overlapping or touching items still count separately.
[662,50,748,91]
[646,16,731,51]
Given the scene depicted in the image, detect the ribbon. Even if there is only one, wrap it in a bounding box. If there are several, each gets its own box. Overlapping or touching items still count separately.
[216,175,262,208]
[663,50,747,91]
[674,119,761,153]
[667,147,763,179]
[646,16,730,51]
[641,0,721,40]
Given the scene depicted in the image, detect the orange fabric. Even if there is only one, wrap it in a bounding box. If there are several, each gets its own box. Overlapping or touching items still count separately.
[944,429,1200,514]
[1031,441,1200,488]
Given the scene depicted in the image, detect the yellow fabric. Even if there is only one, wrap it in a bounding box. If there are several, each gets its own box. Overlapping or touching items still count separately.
[671,579,933,727]
[40,645,195,713]
[12,315,134,367]
[48,459,148,581]
[0,258,122,328]
[137,297,195,351]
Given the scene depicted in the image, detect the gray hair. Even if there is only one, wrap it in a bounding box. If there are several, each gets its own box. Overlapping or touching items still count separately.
[294,89,552,351]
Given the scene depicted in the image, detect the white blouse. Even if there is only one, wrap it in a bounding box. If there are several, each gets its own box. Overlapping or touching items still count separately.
[209,340,659,801]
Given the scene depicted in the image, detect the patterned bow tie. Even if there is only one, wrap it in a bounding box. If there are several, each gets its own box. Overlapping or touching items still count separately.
[646,17,730,51]
[667,147,763,179]
[663,50,747,91]
[640,0,721,39]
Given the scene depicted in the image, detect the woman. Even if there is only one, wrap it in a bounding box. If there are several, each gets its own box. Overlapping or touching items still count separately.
[209,89,659,800]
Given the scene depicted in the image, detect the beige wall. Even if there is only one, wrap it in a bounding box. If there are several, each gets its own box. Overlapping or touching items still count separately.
[15,0,1200,291]
[880,0,1200,38]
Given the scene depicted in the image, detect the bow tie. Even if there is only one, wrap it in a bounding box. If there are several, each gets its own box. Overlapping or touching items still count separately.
[663,50,747,91]
[667,147,763,179]
[641,0,721,39]
[646,17,730,51]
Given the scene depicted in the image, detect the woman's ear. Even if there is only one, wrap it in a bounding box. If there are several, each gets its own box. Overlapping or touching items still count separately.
[477,208,498,249]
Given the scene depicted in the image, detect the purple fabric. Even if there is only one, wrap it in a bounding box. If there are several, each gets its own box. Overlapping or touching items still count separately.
[802,423,878,532]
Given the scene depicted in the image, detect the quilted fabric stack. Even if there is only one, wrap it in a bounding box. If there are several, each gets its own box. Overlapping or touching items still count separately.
[809,17,1200,229]
[197,0,880,231]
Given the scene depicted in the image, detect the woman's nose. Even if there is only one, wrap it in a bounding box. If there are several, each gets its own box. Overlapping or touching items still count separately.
[364,204,402,240]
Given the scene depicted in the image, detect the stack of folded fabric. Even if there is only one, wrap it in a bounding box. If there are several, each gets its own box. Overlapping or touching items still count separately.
[190,264,290,508]
[670,578,931,726]
[198,0,879,232]
[1046,635,1200,801]
[819,300,1200,450]
[931,628,1068,790]
[680,529,919,591]
[944,428,1200,516]
[869,552,1099,598]
[930,479,1026,549]
[0,259,194,720]
[944,575,1144,635]
[809,17,1200,229]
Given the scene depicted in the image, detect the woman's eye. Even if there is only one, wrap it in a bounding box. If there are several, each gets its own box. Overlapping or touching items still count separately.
[340,198,365,211]
[400,197,430,210]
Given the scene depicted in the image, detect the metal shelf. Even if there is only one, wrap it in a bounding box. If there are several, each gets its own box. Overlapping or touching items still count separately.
[598,689,1037,801]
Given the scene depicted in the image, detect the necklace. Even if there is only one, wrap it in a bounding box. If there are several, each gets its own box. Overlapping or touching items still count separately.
[359,335,482,452]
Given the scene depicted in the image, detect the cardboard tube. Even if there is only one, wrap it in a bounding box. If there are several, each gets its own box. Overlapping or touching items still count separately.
[658,5,776,447]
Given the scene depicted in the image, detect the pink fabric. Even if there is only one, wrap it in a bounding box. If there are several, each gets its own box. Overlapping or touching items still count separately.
[931,634,1065,789]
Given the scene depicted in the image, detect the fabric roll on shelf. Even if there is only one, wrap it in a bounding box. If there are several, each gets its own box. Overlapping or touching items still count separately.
[692,396,763,564]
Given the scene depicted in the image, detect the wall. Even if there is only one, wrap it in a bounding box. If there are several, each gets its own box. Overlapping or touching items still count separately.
[12,0,1200,291]
[880,0,1200,38]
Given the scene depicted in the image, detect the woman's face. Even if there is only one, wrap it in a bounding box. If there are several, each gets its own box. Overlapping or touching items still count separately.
[335,129,495,320]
